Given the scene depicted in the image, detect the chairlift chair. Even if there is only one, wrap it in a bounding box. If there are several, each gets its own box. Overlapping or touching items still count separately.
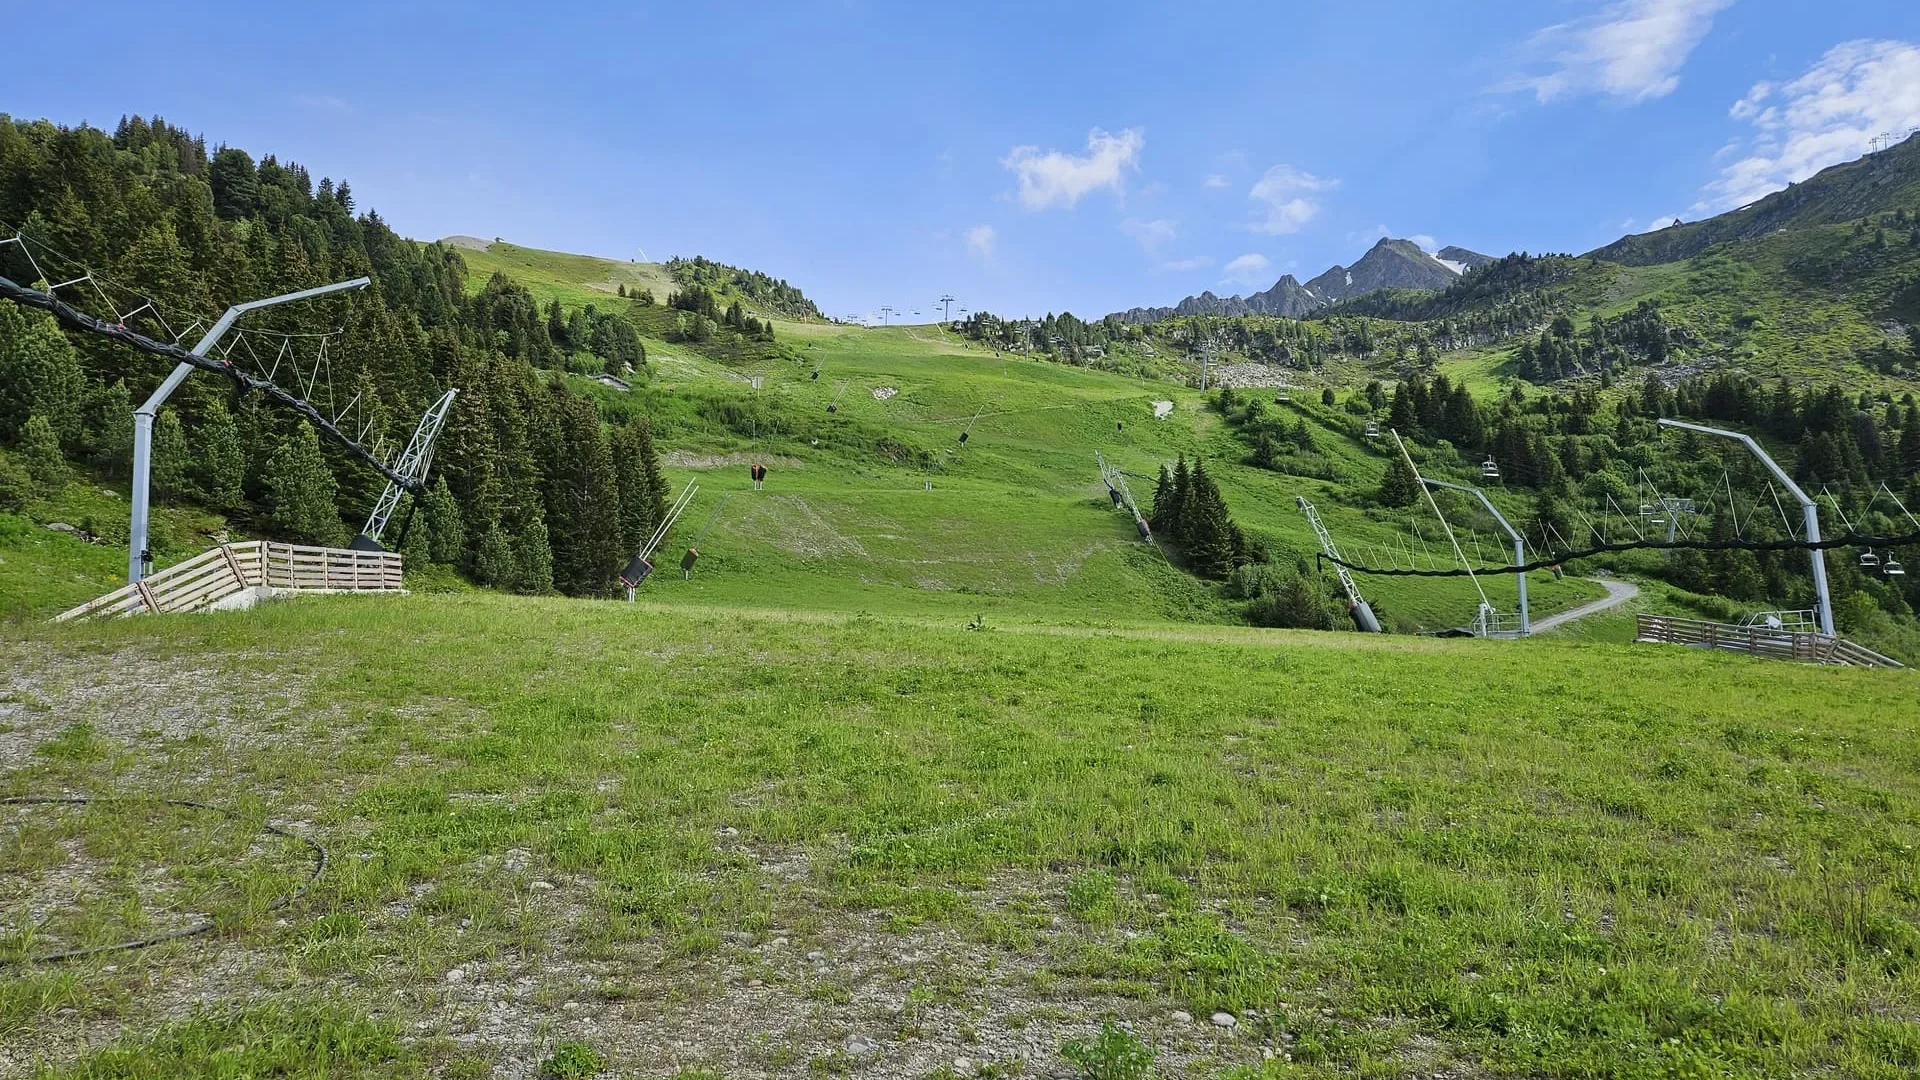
[1860,550,1883,569]
[1363,420,1381,439]
[1481,457,1500,479]
[1884,555,1906,577]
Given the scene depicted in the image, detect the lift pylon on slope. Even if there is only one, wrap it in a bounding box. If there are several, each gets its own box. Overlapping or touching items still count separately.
[622,479,699,600]
[1095,451,1152,541]
[1296,496,1383,633]
[357,389,460,551]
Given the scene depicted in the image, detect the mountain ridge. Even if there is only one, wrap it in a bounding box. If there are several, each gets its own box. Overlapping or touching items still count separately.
[1585,132,1920,267]
[1112,238,1492,323]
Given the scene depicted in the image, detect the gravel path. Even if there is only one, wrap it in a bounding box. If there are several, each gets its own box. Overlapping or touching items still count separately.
[1531,577,1640,634]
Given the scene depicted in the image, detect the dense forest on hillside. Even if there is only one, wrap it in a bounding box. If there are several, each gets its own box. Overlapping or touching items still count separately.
[0,114,698,597]
[667,255,821,321]
[1235,369,1920,652]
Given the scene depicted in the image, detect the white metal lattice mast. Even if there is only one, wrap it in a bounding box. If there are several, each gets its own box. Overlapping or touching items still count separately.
[1295,496,1382,633]
[359,389,460,549]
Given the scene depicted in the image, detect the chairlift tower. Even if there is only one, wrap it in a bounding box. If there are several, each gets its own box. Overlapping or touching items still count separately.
[1095,451,1152,541]
[130,276,371,582]
[1295,497,1382,633]
[1421,477,1529,636]
[938,294,955,321]
[622,479,699,600]
[1658,418,1832,636]
[357,389,459,550]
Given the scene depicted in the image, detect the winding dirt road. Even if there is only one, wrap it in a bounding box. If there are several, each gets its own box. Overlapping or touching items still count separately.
[1531,577,1641,634]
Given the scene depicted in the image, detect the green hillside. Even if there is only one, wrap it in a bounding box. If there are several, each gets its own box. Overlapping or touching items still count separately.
[446,237,679,312]
[5,112,1920,1080]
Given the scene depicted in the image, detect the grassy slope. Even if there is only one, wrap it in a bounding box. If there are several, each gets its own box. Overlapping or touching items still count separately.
[0,446,231,619]
[454,240,679,314]
[6,592,1917,1078]
[1431,221,1920,395]
[434,241,1604,633]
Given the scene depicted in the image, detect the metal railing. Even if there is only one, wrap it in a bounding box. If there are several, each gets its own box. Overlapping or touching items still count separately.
[1636,614,1902,669]
[55,541,403,622]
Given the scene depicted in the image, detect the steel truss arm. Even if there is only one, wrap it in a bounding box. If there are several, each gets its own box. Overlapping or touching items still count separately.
[0,273,416,493]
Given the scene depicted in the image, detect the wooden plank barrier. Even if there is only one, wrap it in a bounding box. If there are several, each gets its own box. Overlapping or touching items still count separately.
[55,541,403,622]
[1635,614,1903,669]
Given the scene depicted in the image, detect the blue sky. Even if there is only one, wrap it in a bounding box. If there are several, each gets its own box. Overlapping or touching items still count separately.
[9,1,1920,321]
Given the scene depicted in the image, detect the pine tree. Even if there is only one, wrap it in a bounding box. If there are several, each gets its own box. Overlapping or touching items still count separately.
[612,424,659,556]
[151,408,193,505]
[20,414,67,492]
[1378,453,1421,507]
[399,499,434,571]
[1164,456,1193,543]
[540,390,624,596]
[423,476,466,565]
[512,509,554,594]
[1387,384,1420,439]
[194,400,247,512]
[0,454,31,513]
[0,305,85,446]
[633,415,668,526]
[263,421,347,546]
[474,526,513,586]
[1149,464,1175,533]
[1181,460,1238,578]
[81,381,133,478]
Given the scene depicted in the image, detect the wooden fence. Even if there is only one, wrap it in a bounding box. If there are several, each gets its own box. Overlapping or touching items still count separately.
[1635,614,1903,669]
[55,541,403,622]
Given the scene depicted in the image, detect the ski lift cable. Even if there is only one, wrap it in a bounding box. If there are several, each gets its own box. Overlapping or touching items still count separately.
[1877,482,1920,529]
[1767,481,1799,540]
[1325,523,1920,577]
[689,492,735,548]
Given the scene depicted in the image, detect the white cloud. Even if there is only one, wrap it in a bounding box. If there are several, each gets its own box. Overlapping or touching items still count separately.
[1701,39,1920,212]
[1161,255,1216,273]
[1408,234,1440,252]
[1122,217,1177,253]
[1247,165,1338,235]
[964,224,997,260]
[1203,173,1229,189]
[1000,127,1144,211]
[1513,0,1734,104]
[1222,253,1273,287]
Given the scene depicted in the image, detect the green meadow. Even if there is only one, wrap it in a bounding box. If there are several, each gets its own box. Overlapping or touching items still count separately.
[6,241,1914,1080]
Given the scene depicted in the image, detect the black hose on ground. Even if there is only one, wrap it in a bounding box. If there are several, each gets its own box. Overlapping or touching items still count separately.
[0,796,327,966]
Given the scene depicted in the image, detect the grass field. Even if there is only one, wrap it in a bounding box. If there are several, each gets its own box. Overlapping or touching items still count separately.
[14,239,1915,1080]
[4,591,1918,1079]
